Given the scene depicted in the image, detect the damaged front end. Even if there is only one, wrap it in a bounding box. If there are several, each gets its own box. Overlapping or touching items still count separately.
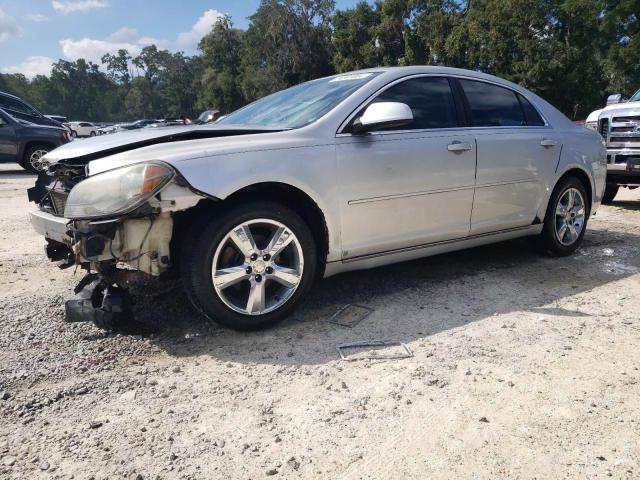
[29,160,205,329]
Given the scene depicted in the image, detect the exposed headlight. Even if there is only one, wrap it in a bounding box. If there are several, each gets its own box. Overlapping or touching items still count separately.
[585,121,598,131]
[64,162,174,219]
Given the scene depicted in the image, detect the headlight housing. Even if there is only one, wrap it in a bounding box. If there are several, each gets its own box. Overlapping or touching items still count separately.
[585,121,598,131]
[64,162,174,219]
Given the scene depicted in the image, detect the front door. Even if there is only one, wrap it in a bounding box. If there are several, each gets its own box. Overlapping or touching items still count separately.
[336,76,477,260]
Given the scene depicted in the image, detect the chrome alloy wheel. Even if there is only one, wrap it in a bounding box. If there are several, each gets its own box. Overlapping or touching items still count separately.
[29,149,49,171]
[211,219,304,315]
[555,187,586,246]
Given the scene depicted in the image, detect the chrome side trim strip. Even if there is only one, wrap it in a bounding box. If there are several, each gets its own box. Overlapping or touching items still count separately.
[348,185,475,205]
[347,179,535,205]
[475,178,536,189]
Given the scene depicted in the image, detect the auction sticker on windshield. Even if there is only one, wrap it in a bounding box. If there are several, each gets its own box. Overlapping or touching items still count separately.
[330,73,374,82]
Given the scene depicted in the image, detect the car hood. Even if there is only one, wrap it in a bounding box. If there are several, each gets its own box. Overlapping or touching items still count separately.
[44,124,286,170]
[599,100,640,115]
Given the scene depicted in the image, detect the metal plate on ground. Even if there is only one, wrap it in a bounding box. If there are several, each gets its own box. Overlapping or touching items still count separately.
[336,340,414,361]
[328,304,373,328]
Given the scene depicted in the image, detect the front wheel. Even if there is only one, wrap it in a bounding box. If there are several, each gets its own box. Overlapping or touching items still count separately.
[21,145,50,173]
[90,131,96,137]
[181,202,317,330]
[539,176,589,256]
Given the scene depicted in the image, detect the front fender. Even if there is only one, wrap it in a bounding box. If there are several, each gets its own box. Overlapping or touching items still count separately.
[172,144,343,262]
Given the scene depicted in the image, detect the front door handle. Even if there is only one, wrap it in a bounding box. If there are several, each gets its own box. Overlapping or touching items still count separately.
[540,138,558,148]
[447,142,473,152]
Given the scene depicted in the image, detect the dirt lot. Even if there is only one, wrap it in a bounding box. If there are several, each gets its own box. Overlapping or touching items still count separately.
[1,162,640,479]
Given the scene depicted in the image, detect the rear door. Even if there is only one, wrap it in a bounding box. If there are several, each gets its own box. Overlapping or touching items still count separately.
[336,76,477,259]
[456,79,561,234]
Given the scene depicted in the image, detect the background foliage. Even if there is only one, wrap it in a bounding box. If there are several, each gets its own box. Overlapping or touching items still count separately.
[1,0,638,122]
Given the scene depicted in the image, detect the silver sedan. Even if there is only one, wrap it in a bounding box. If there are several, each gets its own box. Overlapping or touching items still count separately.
[30,66,606,330]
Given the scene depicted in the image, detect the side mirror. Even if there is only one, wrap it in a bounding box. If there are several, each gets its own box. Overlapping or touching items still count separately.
[606,94,625,105]
[352,102,413,134]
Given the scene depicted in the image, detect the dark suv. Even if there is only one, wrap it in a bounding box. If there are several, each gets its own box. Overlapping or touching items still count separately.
[0,108,70,172]
[0,91,62,128]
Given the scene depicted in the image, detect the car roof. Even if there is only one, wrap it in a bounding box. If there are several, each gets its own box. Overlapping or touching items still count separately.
[0,90,23,100]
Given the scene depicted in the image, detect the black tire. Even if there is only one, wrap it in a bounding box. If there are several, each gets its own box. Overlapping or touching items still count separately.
[70,130,77,138]
[539,176,590,256]
[602,183,619,205]
[90,131,96,137]
[21,144,50,173]
[181,202,317,330]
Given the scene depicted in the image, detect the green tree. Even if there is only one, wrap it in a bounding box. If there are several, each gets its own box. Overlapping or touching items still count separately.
[101,49,132,85]
[331,2,381,72]
[125,77,154,118]
[601,0,640,96]
[241,0,336,101]
[197,16,246,112]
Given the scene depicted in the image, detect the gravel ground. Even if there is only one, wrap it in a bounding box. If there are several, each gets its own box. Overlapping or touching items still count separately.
[1,162,640,479]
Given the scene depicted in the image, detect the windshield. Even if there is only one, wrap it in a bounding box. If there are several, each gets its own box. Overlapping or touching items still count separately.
[629,88,640,102]
[218,72,379,129]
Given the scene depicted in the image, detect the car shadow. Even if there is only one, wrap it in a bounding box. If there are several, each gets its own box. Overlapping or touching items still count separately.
[0,167,34,178]
[610,199,640,211]
[130,224,640,366]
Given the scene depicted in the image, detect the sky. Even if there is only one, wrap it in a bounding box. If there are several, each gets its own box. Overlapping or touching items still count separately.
[0,0,363,78]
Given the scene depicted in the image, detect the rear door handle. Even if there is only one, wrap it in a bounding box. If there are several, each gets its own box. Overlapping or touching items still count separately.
[540,138,558,148]
[447,142,473,152]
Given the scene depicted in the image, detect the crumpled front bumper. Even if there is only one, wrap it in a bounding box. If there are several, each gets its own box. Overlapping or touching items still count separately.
[29,208,73,246]
[30,207,174,275]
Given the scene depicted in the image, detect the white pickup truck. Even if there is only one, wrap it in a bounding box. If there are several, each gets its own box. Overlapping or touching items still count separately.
[585,88,640,203]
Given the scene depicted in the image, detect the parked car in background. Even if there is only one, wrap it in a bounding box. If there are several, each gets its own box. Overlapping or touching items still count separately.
[29,66,605,331]
[585,87,640,203]
[0,91,62,127]
[69,121,100,138]
[119,119,159,131]
[0,108,70,172]
[97,125,117,135]
[196,109,221,124]
[146,119,186,128]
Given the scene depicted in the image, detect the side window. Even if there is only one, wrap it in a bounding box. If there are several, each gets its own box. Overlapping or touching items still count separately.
[1,96,38,116]
[518,93,545,126]
[369,77,458,130]
[459,79,525,127]
[80,122,91,127]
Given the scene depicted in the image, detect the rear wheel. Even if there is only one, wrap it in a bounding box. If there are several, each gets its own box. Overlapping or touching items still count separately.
[21,145,50,173]
[539,176,589,256]
[181,202,317,330]
[602,183,619,204]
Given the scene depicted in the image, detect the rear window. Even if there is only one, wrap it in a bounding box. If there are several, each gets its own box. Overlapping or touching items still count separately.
[459,79,525,127]
[0,94,39,116]
[518,94,545,126]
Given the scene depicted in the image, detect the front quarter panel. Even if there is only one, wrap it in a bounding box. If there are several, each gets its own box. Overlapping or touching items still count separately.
[172,143,343,262]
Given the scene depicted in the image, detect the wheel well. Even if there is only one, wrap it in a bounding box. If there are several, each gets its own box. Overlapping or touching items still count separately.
[225,183,329,267]
[558,168,593,211]
[23,141,56,156]
[172,182,330,276]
